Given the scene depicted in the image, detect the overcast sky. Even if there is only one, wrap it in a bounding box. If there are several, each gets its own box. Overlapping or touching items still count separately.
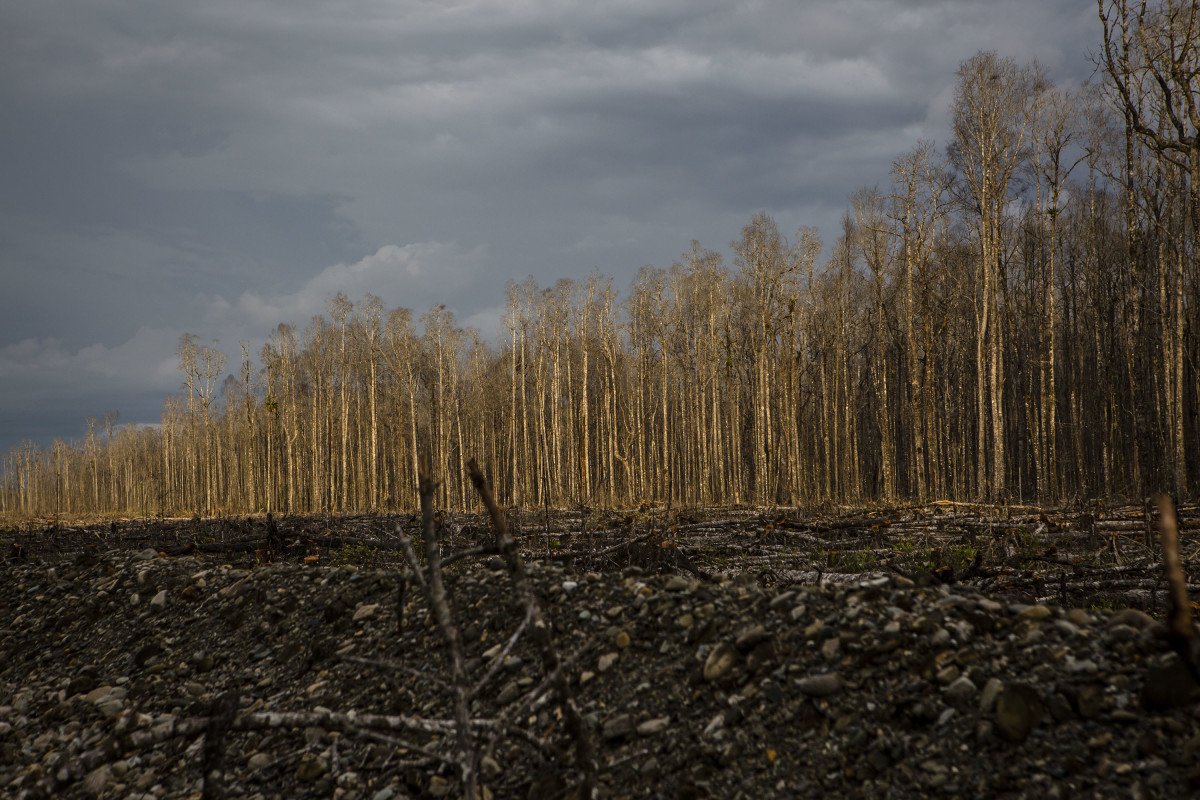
[0,0,1098,453]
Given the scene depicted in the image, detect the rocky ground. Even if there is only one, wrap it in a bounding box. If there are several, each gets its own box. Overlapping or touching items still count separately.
[3,506,1200,798]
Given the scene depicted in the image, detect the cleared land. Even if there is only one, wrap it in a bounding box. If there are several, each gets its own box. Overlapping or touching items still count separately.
[3,505,1200,798]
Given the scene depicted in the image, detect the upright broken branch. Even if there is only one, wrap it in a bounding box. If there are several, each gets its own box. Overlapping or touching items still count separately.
[419,471,479,798]
[467,458,598,799]
[1157,493,1200,679]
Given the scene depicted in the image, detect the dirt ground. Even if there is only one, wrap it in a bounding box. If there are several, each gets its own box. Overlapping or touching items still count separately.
[3,503,1200,798]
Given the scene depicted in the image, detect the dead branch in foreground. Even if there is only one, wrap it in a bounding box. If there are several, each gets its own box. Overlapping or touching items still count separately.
[1158,494,1200,681]
[419,470,479,799]
[468,457,598,800]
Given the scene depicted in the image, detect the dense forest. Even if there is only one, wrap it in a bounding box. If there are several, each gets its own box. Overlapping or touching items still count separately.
[3,1,1198,516]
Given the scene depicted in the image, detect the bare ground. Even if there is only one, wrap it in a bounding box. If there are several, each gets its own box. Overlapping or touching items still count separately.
[2,503,1200,798]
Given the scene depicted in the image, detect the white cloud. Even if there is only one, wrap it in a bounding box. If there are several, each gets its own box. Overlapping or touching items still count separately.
[0,328,179,389]
[207,241,488,332]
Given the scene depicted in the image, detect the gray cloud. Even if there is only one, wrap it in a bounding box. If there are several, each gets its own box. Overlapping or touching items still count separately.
[0,0,1098,452]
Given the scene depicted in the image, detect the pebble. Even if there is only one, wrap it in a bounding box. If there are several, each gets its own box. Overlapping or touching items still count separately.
[598,652,619,673]
[295,753,328,782]
[1019,604,1053,621]
[83,765,111,796]
[603,714,636,740]
[614,630,632,649]
[703,643,738,682]
[149,589,167,609]
[247,752,272,770]
[1108,608,1156,629]
[769,591,796,609]
[821,636,841,660]
[352,603,378,622]
[945,676,977,706]
[735,624,769,651]
[936,665,960,685]
[665,576,690,591]
[637,717,671,736]
[995,684,1045,742]
[796,673,843,697]
[980,678,1004,712]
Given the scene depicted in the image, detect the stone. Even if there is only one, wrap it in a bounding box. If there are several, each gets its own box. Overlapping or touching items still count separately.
[97,699,125,718]
[637,717,671,736]
[797,673,843,697]
[83,765,111,796]
[371,790,395,800]
[936,665,960,685]
[1019,605,1053,622]
[703,643,738,682]
[84,685,115,704]
[1109,608,1156,629]
[352,603,378,622]
[945,676,977,707]
[821,637,841,660]
[980,678,1003,713]
[995,684,1045,742]
[1076,684,1105,719]
[247,752,272,770]
[296,754,328,782]
[67,674,98,697]
[602,714,636,741]
[769,591,796,609]
[1067,608,1092,626]
[149,590,167,610]
[561,580,578,592]
[428,775,452,797]
[614,630,631,649]
[134,548,158,561]
[735,624,769,651]
[598,652,619,673]
[665,576,690,592]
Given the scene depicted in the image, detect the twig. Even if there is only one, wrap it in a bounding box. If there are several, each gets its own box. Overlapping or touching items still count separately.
[439,544,501,570]
[341,656,453,694]
[470,607,533,701]
[395,525,427,590]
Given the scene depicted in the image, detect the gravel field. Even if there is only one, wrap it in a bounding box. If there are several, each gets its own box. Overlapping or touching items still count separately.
[3,506,1200,798]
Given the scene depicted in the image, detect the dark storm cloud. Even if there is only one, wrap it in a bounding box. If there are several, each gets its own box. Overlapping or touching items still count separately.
[0,0,1097,452]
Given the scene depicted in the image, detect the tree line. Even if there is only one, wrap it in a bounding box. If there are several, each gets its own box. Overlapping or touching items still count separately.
[3,1,1197,516]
